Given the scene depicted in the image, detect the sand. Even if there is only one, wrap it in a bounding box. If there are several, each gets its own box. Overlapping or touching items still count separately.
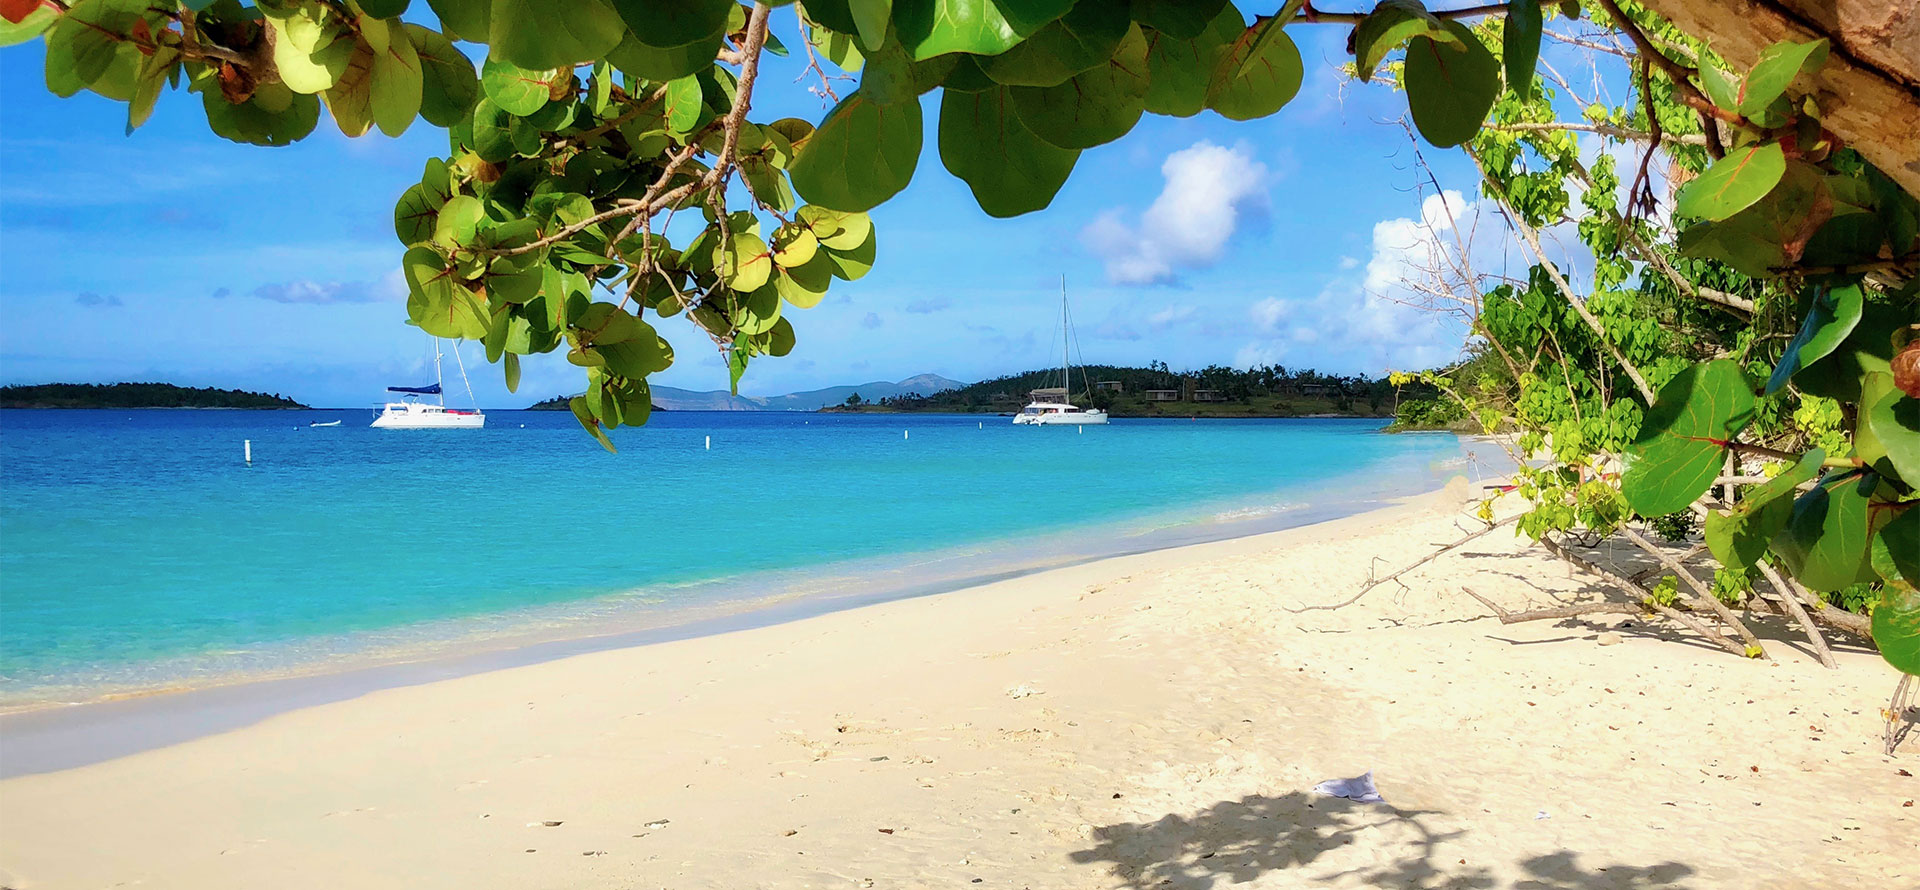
[0,483,1913,889]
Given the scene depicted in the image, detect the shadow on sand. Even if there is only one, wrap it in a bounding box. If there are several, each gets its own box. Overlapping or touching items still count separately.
[1070,791,1694,889]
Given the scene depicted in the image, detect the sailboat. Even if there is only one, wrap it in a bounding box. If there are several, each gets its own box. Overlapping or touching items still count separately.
[1013,277,1109,426]
[372,337,485,429]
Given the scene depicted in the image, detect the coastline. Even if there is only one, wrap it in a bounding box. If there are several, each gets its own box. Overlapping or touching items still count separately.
[2,478,1911,888]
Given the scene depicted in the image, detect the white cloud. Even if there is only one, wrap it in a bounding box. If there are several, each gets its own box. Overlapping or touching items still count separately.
[250,270,407,305]
[1082,141,1271,285]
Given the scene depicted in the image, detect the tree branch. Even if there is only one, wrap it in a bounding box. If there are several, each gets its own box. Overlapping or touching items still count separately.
[1482,121,1707,147]
[1752,558,1835,668]
[1619,525,1769,659]
[1537,534,1750,657]
[1288,515,1519,613]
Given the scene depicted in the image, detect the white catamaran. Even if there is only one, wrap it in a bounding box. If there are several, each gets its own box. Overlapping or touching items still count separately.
[372,338,485,429]
[1014,278,1109,426]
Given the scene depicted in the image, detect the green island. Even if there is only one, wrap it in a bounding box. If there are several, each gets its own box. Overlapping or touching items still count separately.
[0,383,308,410]
[821,364,1452,423]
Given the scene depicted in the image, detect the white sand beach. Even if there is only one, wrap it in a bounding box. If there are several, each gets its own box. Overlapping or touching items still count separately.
[0,483,1912,888]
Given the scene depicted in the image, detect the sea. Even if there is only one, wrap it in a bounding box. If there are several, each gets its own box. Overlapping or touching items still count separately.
[0,409,1496,709]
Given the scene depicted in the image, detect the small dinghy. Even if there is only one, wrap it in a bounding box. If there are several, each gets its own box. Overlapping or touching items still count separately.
[310,420,343,428]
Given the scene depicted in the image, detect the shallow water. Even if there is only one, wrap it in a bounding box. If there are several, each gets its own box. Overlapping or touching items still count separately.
[0,409,1493,705]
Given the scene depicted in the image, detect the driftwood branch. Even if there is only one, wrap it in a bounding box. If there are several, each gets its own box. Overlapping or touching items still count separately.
[1462,587,1645,624]
[1619,525,1769,659]
[1537,535,1750,657]
[1752,558,1836,668]
[1288,516,1519,613]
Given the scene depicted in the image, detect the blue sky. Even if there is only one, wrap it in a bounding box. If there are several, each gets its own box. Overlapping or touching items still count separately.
[0,12,1498,408]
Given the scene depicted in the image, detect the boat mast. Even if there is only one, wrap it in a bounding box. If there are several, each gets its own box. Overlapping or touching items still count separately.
[1060,275,1070,405]
[432,337,446,407]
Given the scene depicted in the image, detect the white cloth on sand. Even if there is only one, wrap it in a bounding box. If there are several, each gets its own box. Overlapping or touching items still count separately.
[1312,771,1384,803]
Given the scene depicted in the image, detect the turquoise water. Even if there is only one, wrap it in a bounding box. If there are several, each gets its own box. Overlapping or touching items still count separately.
[0,410,1486,705]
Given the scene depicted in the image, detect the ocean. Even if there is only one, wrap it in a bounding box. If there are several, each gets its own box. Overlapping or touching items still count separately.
[0,409,1493,707]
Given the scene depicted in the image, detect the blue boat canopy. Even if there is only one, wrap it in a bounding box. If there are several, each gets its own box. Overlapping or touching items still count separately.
[387,384,442,394]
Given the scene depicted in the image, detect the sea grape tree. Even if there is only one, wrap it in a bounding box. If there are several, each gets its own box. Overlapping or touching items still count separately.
[5,0,1916,679]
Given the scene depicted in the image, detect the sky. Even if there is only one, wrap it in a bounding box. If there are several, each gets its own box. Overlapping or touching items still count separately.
[0,11,1533,408]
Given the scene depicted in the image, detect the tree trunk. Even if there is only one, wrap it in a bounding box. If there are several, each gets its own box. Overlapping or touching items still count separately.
[1638,0,1920,197]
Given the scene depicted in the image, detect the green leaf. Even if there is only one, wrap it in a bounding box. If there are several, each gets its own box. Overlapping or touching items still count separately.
[1864,374,1920,484]
[1738,38,1827,118]
[481,58,559,116]
[406,25,480,127]
[568,396,618,451]
[1129,0,1229,40]
[427,0,491,42]
[848,0,893,52]
[1766,283,1862,394]
[721,232,775,292]
[790,90,923,212]
[1875,508,1920,584]
[489,0,626,70]
[1351,0,1458,83]
[128,46,180,133]
[1142,4,1238,117]
[771,223,820,267]
[1502,0,1540,99]
[202,82,322,146]
[795,207,871,253]
[606,31,721,80]
[394,184,448,246]
[599,329,674,377]
[1698,63,1740,112]
[983,0,1131,88]
[1621,359,1758,517]
[773,252,834,306]
[1703,449,1823,571]
[434,195,487,247]
[1403,19,1498,148]
[359,0,411,17]
[737,283,783,335]
[0,5,57,48]
[264,7,350,94]
[894,0,1073,60]
[663,74,702,134]
[1773,472,1881,592]
[1204,17,1301,121]
[728,344,749,394]
[610,0,731,49]
[404,247,490,340]
[370,27,424,136]
[503,351,521,393]
[1873,582,1920,676]
[1674,142,1786,222]
[821,227,876,280]
[44,0,161,101]
[468,96,515,162]
[939,86,1080,218]
[1793,293,1908,403]
[323,39,377,137]
[1011,25,1149,149]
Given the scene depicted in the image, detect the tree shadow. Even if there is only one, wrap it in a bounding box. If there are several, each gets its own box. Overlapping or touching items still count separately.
[1070,791,1694,889]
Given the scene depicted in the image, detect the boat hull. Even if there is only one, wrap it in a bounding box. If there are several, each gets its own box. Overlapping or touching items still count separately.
[371,411,484,429]
[1014,409,1109,426]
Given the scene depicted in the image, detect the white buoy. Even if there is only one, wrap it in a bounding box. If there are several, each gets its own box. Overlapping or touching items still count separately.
[904,429,909,440]
[978,421,982,429]
[705,435,711,450]
[244,439,252,466]
[1078,426,1083,435]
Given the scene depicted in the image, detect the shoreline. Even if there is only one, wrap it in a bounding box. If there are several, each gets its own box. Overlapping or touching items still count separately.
[1,477,1909,888]
[0,484,1447,777]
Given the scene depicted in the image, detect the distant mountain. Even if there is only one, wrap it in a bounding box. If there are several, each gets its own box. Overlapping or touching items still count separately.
[529,374,965,411]
[1,382,308,409]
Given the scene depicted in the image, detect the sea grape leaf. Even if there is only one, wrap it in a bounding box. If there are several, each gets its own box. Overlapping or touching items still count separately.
[434,194,486,246]
[323,39,377,136]
[490,0,626,71]
[407,25,479,127]
[606,32,722,80]
[789,90,922,212]
[265,8,350,94]
[1011,25,1150,150]
[1205,17,1301,121]
[1503,0,1540,99]
[1403,20,1498,149]
[1621,359,1758,517]
[369,27,424,136]
[568,396,617,452]
[1863,372,1920,484]
[939,86,1081,218]
[1875,508,1920,584]
[1142,4,1238,117]
[1703,448,1823,571]
[611,0,731,49]
[797,205,873,250]
[1793,294,1907,403]
[1766,283,1862,394]
[1873,582,1920,676]
[0,4,55,47]
[427,0,490,42]
[894,0,1074,60]
[1699,63,1740,111]
[1773,472,1881,592]
[984,0,1131,88]
[1352,0,1458,83]
[1738,38,1827,118]
[848,0,893,52]
[394,183,448,246]
[1675,142,1786,222]
[1130,0,1230,39]
[770,223,819,267]
[773,252,834,306]
[821,227,876,280]
[360,0,411,18]
[481,58,559,116]
[202,82,322,146]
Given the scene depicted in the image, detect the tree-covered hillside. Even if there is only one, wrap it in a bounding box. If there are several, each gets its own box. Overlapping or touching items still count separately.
[832,363,1418,418]
[0,383,308,409]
